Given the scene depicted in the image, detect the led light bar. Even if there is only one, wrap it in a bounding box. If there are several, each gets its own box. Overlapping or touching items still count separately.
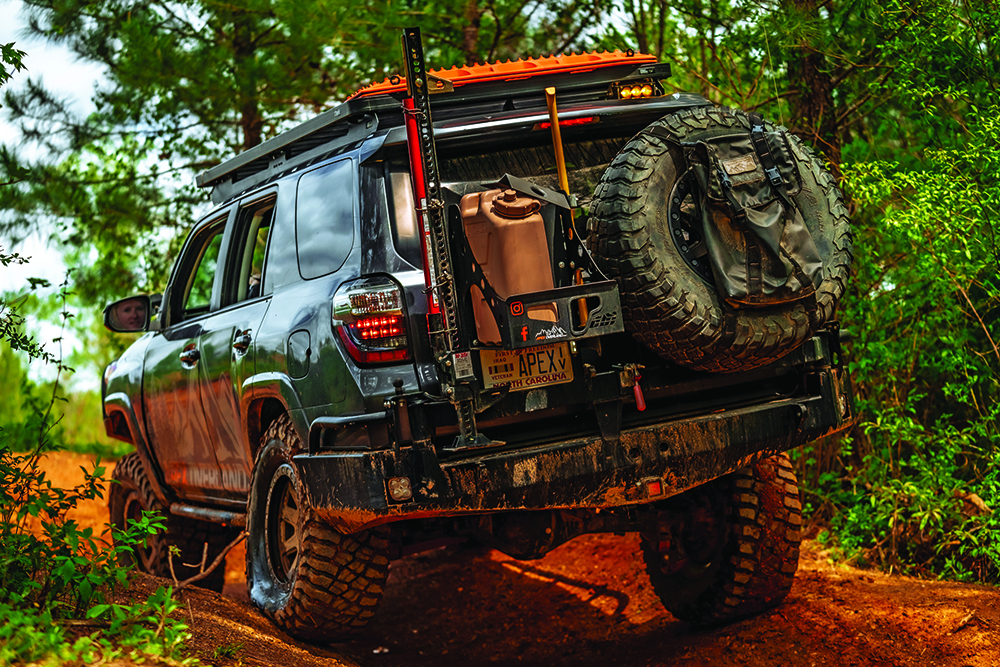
[610,78,665,100]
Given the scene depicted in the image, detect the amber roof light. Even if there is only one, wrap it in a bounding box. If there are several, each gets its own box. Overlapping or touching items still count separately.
[349,50,658,100]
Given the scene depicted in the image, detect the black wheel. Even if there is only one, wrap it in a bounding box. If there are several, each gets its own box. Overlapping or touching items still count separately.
[246,415,390,642]
[588,106,852,372]
[642,453,803,625]
[108,452,233,591]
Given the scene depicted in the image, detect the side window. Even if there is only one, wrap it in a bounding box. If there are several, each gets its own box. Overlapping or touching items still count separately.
[388,167,423,267]
[179,223,226,321]
[296,158,354,279]
[226,197,275,304]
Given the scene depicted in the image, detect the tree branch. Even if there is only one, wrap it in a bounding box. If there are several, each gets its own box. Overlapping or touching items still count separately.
[173,533,246,591]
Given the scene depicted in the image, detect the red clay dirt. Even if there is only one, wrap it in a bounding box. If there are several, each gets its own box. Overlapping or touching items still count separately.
[41,451,1000,667]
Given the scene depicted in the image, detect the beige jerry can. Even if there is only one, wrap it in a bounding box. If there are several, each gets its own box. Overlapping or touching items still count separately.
[460,188,558,344]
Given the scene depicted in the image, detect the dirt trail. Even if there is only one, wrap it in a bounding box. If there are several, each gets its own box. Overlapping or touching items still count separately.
[43,451,1000,667]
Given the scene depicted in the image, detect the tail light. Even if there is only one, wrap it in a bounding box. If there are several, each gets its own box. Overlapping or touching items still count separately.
[532,116,599,131]
[333,277,412,365]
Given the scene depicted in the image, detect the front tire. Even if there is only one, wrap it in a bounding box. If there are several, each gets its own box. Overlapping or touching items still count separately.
[108,452,232,591]
[245,415,390,642]
[642,453,803,625]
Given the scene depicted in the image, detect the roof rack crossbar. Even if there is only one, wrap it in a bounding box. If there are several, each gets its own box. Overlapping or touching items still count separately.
[196,96,398,191]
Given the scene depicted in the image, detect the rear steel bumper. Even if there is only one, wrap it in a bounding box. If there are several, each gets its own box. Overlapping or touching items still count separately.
[295,367,853,533]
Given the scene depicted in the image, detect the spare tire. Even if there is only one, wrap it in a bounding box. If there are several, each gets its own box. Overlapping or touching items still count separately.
[588,106,852,372]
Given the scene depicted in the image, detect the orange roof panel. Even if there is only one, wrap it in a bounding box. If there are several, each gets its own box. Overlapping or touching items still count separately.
[349,50,659,100]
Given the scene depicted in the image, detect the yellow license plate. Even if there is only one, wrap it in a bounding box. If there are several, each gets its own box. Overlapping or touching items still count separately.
[480,343,574,391]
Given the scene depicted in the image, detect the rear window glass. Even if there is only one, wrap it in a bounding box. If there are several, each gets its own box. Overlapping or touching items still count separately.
[296,158,355,279]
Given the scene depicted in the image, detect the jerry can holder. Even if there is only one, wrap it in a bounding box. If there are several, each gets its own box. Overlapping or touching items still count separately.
[447,174,625,351]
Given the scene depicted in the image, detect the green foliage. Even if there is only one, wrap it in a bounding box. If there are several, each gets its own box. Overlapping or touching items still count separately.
[2,0,613,308]
[332,0,610,82]
[0,43,30,185]
[1,0,998,590]
[0,426,198,664]
[0,253,57,364]
[0,371,130,459]
[213,641,244,660]
[809,110,1000,579]
[794,1,1000,582]
[0,41,27,103]
[0,42,26,85]
[600,0,1000,583]
[595,0,895,163]
[1,249,139,460]
[0,255,198,664]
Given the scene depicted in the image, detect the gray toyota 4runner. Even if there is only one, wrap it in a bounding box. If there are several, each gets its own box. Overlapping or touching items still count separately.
[101,29,854,641]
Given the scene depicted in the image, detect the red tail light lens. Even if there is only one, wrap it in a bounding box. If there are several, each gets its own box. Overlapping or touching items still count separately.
[532,116,599,131]
[333,278,412,365]
[352,314,406,341]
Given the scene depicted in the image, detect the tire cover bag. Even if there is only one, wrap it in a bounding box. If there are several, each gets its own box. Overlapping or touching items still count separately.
[683,130,824,307]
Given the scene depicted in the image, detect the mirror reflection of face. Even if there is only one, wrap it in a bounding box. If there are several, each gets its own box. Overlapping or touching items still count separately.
[117,298,147,330]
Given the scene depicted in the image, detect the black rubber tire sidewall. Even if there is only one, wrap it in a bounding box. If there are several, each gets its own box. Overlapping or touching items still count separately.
[589,106,852,372]
[642,453,803,625]
[246,436,297,613]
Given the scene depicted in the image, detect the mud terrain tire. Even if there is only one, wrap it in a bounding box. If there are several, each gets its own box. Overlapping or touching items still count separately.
[588,106,852,372]
[642,453,802,625]
[108,452,233,591]
[245,415,390,642]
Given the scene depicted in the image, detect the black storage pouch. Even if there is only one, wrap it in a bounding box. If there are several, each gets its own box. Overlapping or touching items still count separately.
[684,127,823,308]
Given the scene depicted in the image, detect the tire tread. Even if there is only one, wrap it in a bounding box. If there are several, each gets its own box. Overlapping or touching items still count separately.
[109,453,233,591]
[246,415,389,642]
[642,453,803,625]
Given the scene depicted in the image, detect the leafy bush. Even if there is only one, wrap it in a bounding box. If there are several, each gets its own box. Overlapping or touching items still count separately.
[0,422,200,664]
[797,105,1000,582]
[0,253,199,664]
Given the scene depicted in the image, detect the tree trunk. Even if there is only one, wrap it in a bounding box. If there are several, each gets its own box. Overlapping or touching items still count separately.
[241,100,264,151]
[462,0,482,65]
[785,0,840,167]
[233,11,263,151]
[628,0,650,54]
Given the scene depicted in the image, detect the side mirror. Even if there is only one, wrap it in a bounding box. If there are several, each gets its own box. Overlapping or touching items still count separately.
[104,295,151,333]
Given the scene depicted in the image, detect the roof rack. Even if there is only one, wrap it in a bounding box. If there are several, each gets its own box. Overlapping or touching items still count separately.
[195,97,399,204]
[197,51,670,204]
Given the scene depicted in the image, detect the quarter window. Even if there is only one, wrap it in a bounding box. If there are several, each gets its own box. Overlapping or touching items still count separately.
[388,168,423,267]
[296,158,355,279]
